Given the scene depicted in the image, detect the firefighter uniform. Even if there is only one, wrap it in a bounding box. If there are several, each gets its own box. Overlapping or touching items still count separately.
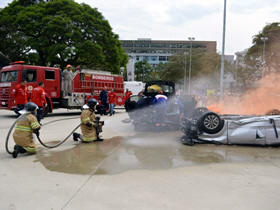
[125,89,132,101]
[80,109,97,142]
[31,85,47,123]
[152,91,168,127]
[12,83,28,111]
[108,90,117,116]
[13,113,40,153]
[62,67,74,96]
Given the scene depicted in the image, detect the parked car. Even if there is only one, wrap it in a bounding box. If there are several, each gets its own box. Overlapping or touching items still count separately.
[181,111,280,146]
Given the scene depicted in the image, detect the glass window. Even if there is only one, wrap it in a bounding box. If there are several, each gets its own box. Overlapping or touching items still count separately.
[161,85,174,94]
[80,73,85,81]
[1,71,18,82]
[23,69,37,82]
[45,70,55,80]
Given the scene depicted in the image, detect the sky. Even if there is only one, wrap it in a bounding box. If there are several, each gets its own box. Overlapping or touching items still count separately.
[1,0,279,55]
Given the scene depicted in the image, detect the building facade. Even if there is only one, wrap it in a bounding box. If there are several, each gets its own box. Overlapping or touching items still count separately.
[121,38,216,66]
[121,38,216,81]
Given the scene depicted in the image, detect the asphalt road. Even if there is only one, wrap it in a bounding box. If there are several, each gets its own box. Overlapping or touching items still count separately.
[1,108,280,210]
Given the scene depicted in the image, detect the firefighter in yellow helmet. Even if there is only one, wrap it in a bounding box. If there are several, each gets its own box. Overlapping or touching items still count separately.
[12,102,41,158]
[73,98,104,142]
[147,84,162,93]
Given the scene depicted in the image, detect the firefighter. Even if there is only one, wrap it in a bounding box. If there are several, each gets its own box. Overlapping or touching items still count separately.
[125,88,132,101]
[99,87,108,115]
[152,90,168,127]
[12,80,28,114]
[31,82,47,123]
[73,98,104,142]
[108,88,117,116]
[12,102,41,158]
[62,64,74,96]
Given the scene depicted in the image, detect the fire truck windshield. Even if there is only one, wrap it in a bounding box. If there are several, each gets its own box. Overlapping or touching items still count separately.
[0,71,18,82]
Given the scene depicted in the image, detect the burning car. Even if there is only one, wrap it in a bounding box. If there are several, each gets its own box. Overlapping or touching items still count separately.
[181,111,280,146]
[125,80,201,131]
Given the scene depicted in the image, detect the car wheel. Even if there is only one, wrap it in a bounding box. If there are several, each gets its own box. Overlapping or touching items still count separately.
[125,100,136,112]
[197,112,224,134]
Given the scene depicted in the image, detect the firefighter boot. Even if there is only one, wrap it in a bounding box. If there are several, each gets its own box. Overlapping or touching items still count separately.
[73,132,80,141]
[12,145,26,158]
[95,135,104,142]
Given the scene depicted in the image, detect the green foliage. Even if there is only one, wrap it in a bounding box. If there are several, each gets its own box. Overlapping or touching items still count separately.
[0,0,128,73]
[159,50,221,82]
[246,22,280,72]
[134,60,153,82]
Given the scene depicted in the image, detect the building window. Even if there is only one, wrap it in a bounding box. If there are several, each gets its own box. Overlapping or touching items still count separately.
[151,56,157,61]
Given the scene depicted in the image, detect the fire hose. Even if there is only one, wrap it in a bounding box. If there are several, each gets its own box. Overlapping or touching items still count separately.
[5,114,81,155]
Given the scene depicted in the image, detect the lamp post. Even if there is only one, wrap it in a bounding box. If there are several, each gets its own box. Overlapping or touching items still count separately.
[183,51,187,93]
[120,67,124,76]
[188,37,195,95]
[220,0,227,98]
[261,36,268,78]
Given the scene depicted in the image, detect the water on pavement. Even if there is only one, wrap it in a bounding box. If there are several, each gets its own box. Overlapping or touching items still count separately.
[36,130,280,175]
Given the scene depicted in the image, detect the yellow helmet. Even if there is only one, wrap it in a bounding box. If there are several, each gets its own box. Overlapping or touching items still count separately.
[147,84,162,93]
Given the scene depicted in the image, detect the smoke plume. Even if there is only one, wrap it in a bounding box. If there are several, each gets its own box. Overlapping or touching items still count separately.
[209,73,280,115]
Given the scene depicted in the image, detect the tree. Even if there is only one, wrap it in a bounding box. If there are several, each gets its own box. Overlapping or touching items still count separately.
[152,62,165,80]
[246,22,280,74]
[0,0,128,73]
[134,60,154,82]
[159,50,221,83]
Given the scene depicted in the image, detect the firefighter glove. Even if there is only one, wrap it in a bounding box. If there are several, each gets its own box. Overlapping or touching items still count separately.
[86,122,93,128]
[33,129,40,136]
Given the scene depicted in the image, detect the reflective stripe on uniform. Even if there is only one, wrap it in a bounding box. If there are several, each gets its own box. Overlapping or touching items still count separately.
[15,125,32,132]
[31,122,40,129]
[82,136,96,142]
[23,146,36,153]
[81,117,90,123]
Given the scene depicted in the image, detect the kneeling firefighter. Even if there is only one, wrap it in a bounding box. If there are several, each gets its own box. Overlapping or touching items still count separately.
[73,98,104,142]
[12,102,41,158]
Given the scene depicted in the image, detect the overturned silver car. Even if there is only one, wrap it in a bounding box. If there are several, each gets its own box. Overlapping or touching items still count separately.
[181,111,280,146]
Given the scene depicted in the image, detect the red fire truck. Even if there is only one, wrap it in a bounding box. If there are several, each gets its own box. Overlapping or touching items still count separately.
[0,61,125,115]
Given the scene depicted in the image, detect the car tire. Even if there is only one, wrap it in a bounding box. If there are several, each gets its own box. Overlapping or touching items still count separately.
[197,112,224,134]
